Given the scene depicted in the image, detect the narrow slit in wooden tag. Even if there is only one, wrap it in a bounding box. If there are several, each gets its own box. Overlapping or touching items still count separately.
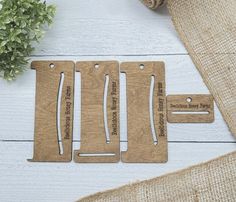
[167,94,214,123]
[74,61,120,163]
[121,62,168,163]
[29,61,74,162]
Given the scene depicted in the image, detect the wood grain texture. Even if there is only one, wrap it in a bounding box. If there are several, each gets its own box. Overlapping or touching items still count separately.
[34,0,184,56]
[121,62,167,163]
[0,142,235,202]
[30,61,74,162]
[74,61,120,163]
[167,94,214,123]
[0,55,234,142]
[0,0,235,201]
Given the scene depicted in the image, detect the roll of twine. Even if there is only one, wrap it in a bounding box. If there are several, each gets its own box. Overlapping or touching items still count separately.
[142,0,166,9]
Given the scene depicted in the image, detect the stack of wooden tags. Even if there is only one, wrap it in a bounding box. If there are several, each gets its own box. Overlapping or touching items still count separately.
[29,61,214,163]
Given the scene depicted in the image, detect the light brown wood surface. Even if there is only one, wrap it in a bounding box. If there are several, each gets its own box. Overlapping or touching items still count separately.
[167,95,214,123]
[121,62,168,163]
[1,2,236,200]
[74,61,120,163]
[29,61,75,162]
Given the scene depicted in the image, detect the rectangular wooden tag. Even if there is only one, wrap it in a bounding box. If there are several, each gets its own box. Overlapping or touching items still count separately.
[167,95,214,123]
[121,62,168,163]
[74,61,120,163]
[29,61,74,162]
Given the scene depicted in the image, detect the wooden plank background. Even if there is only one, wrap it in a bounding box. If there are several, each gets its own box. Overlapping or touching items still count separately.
[0,0,235,201]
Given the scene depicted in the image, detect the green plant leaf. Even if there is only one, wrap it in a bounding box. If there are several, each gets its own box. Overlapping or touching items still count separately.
[0,0,56,80]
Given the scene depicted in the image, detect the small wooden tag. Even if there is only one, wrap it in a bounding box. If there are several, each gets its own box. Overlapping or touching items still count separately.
[29,61,74,162]
[74,61,120,163]
[121,62,168,163]
[167,95,214,123]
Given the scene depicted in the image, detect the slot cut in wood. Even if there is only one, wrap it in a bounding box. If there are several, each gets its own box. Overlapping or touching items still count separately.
[167,95,214,123]
[74,61,120,163]
[29,61,74,162]
[121,62,168,163]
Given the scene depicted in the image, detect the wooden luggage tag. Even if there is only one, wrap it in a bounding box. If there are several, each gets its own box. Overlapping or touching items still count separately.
[121,62,168,163]
[167,95,214,123]
[74,61,120,163]
[29,61,74,162]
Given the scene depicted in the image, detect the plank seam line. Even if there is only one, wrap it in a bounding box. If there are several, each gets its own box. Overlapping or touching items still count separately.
[0,140,235,144]
[30,53,189,57]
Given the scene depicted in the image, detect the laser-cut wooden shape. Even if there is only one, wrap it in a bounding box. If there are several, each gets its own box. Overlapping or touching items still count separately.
[29,61,74,162]
[121,62,168,163]
[167,95,214,123]
[74,61,120,163]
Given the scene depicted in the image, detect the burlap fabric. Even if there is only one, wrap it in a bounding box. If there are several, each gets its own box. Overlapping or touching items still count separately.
[78,1,236,201]
[79,151,236,202]
[145,0,236,137]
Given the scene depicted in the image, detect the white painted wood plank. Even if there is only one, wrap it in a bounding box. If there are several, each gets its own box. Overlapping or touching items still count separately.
[0,1,235,202]
[34,0,185,56]
[0,56,234,142]
[0,142,235,202]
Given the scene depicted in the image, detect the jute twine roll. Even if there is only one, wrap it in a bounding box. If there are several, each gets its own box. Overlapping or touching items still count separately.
[141,0,166,9]
[78,1,236,201]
